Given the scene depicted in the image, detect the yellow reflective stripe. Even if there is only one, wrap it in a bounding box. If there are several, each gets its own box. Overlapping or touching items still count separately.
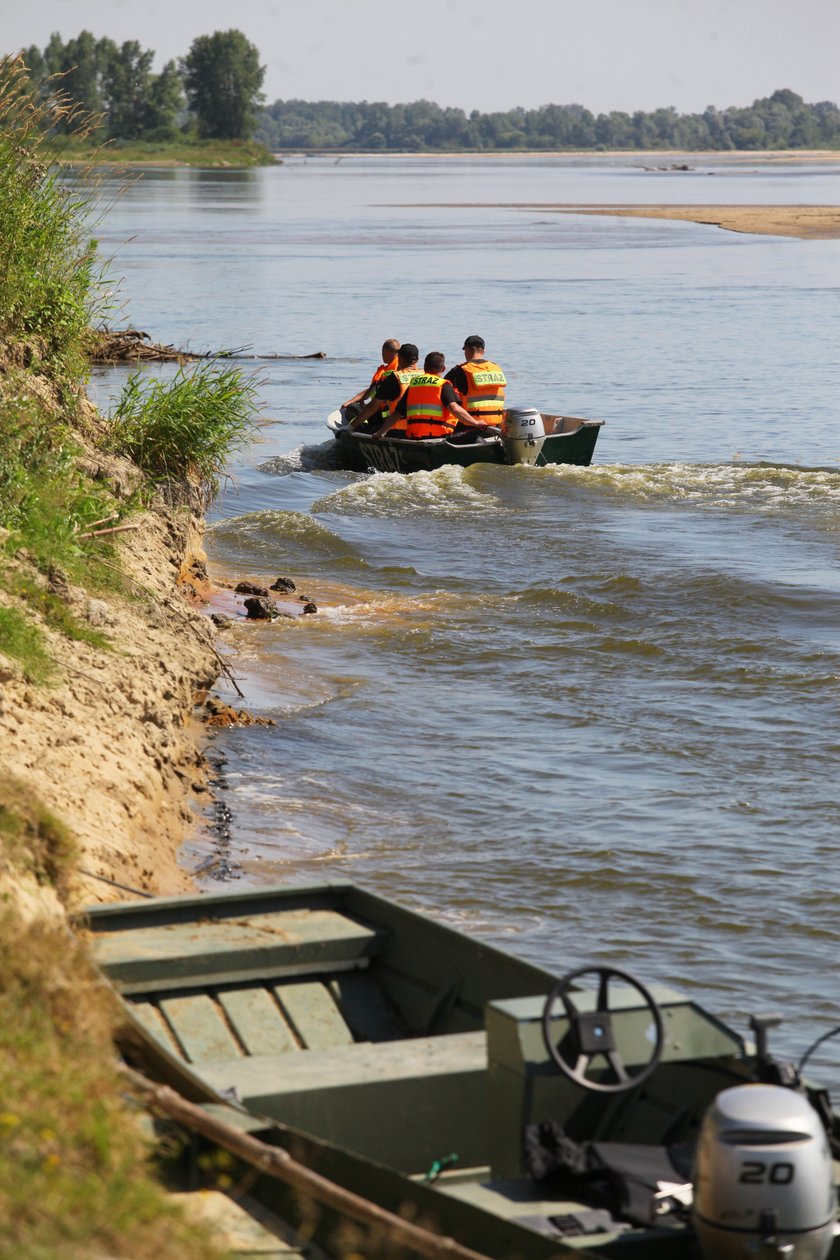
[407,404,444,418]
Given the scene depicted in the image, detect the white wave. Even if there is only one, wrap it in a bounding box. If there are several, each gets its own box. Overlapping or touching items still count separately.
[310,464,498,515]
[544,461,840,515]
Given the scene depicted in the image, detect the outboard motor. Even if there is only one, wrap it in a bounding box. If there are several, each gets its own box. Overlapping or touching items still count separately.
[502,407,545,466]
[693,1084,836,1259]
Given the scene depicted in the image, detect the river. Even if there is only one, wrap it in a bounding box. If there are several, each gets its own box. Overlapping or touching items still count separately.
[90,153,840,1087]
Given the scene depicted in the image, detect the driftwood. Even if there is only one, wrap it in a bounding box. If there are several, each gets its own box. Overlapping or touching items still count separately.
[120,1065,493,1260]
[89,328,326,364]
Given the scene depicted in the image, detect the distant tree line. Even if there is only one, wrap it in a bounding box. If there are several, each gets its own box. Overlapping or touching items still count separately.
[15,33,840,153]
[256,89,840,151]
[21,29,264,141]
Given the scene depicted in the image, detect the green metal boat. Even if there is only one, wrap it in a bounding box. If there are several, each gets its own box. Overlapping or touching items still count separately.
[326,409,604,474]
[81,882,840,1259]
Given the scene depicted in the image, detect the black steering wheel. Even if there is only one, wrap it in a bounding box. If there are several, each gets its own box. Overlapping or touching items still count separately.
[541,965,665,1094]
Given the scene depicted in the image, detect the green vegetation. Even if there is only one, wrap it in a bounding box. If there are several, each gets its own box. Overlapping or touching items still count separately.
[182,30,265,141]
[109,365,260,500]
[23,28,265,146]
[24,31,183,141]
[257,88,840,151]
[0,61,102,374]
[46,136,277,167]
[0,55,260,679]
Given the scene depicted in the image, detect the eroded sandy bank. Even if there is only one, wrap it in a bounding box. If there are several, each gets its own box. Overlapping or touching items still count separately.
[0,443,220,910]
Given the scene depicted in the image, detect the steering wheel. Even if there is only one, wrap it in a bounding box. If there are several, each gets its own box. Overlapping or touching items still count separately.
[541,965,665,1094]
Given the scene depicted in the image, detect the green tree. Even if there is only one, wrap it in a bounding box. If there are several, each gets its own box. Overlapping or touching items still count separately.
[181,30,264,139]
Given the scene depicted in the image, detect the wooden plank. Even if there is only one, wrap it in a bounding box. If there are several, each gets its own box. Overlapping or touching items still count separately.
[92,907,388,992]
[218,987,299,1056]
[159,994,242,1066]
[273,981,354,1051]
[130,1000,183,1055]
[328,972,406,1043]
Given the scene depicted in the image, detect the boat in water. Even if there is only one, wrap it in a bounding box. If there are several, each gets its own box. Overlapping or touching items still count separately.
[81,882,840,1259]
[326,407,604,474]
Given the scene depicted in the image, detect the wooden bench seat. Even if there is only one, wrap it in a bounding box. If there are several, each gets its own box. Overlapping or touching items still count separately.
[198,1031,490,1174]
[92,907,390,993]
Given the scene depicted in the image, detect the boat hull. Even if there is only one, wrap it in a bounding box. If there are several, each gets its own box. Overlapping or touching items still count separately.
[328,413,603,474]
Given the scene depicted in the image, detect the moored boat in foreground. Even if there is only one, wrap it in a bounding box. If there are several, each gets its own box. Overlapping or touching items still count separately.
[326,407,604,474]
[81,882,840,1259]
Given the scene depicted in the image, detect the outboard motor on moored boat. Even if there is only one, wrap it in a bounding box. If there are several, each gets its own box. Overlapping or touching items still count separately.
[502,407,545,465]
[693,1084,836,1259]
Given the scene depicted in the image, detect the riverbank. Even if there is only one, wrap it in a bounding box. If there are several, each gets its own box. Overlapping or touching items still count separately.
[0,462,219,912]
[48,137,278,168]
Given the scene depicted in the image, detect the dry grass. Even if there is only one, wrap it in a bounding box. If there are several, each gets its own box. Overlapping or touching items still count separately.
[0,784,230,1260]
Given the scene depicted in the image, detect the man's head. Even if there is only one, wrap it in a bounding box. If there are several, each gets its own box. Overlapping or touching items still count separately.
[424,351,446,375]
[462,334,485,361]
[398,343,419,367]
[382,338,400,363]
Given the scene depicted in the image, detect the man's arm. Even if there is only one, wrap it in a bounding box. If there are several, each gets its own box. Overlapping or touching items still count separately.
[348,376,399,430]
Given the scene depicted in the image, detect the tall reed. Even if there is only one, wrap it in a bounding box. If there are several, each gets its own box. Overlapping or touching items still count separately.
[109,364,260,501]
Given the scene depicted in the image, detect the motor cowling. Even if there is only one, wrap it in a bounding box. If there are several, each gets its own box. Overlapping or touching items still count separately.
[502,407,545,466]
[693,1084,836,1259]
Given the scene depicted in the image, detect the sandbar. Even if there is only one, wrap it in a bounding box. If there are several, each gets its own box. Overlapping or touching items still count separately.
[407,202,840,239]
[538,204,840,239]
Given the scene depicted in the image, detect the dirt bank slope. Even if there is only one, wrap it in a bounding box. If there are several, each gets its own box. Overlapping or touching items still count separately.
[0,441,219,911]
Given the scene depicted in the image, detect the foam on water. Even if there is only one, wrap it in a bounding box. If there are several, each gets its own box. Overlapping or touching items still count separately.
[545,460,840,518]
[311,463,498,516]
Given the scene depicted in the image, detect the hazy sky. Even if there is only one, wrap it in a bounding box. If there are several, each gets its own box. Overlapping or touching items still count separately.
[6,0,838,114]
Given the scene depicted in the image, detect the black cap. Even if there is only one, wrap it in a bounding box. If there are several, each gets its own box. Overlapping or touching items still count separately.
[463,334,485,349]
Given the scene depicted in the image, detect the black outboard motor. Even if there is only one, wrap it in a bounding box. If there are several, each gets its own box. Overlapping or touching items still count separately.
[693,1083,836,1258]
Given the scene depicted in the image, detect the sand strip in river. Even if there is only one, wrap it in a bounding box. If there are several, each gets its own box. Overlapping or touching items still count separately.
[407,202,840,239]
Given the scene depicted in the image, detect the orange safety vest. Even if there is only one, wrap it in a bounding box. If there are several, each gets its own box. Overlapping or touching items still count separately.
[404,373,456,439]
[380,367,416,433]
[368,355,398,396]
[457,359,507,419]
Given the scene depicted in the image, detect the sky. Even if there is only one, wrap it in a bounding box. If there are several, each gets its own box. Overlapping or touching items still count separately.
[5,0,839,115]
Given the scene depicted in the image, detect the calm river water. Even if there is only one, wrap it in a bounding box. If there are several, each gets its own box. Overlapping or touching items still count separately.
[90,154,840,1085]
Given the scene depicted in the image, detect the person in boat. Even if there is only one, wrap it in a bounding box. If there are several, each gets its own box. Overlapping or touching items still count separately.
[374,351,496,441]
[347,343,419,434]
[342,338,400,409]
[445,334,507,426]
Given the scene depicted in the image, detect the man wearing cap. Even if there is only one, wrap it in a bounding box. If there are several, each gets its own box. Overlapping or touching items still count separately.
[446,335,507,426]
[348,343,419,433]
[343,338,400,409]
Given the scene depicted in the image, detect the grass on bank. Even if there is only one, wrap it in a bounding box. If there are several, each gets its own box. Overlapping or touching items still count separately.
[46,136,278,168]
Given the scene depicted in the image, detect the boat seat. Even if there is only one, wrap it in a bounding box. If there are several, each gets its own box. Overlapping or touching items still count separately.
[92,906,390,994]
[128,970,407,1067]
[198,1031,490,1174]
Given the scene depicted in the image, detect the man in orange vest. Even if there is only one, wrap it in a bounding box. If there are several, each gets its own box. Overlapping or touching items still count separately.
[445,334,507,425]
[348,343,419,433]
[343,338,400,409]
[375,351,494,440]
